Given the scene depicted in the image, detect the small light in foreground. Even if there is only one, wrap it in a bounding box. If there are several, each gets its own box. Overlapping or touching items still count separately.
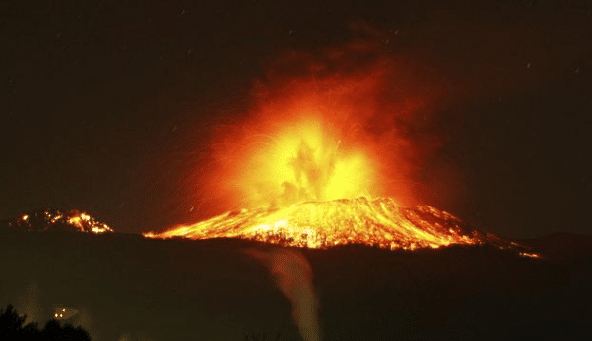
[53,306,79,320]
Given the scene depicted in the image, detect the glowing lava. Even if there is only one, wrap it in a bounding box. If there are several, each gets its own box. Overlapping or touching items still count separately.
[9,209,113,234]
[145,197,486,250]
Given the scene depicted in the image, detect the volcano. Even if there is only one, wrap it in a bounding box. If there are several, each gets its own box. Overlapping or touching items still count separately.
[144,197,537,256]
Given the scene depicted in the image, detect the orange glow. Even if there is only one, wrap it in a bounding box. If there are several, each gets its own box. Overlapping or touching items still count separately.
[68,216,83,228]
[66,212,112,234]
[232,117,377,207]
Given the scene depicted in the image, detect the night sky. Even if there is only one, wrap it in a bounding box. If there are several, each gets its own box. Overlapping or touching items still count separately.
[1,0,591,239]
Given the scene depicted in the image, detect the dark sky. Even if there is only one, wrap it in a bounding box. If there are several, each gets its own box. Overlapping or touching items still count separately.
[1,0,590,239]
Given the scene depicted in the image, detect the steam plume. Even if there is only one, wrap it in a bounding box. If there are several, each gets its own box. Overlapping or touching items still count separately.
[244,248,320,341]
[16,282,41,325]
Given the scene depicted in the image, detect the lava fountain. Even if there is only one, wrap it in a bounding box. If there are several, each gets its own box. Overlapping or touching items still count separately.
[143,33,543,253]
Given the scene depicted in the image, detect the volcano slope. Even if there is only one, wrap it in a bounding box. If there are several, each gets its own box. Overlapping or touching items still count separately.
[1,215,591,341]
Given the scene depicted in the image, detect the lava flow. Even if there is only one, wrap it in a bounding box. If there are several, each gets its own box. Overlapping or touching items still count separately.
[143,197,541,256]
[144,197,484,250]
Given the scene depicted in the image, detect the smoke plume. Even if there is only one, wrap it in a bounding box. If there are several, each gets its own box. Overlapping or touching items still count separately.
[16,282,41,325]
[244,248,321,341]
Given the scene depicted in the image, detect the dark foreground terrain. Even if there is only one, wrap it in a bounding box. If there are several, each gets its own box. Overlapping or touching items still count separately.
[1,226,591,341]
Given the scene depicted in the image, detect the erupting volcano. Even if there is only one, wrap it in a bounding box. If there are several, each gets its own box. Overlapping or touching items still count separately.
[145,42,538,257]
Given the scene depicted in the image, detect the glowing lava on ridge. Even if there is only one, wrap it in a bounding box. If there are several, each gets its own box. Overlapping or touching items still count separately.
[8,209,113,234]
[144,197,540,255]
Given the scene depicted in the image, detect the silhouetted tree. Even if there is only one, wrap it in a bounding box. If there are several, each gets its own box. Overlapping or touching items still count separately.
[0,304,91,340]
[40,319,91,341]
[0,304,27,339]
[21,321,41,339]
